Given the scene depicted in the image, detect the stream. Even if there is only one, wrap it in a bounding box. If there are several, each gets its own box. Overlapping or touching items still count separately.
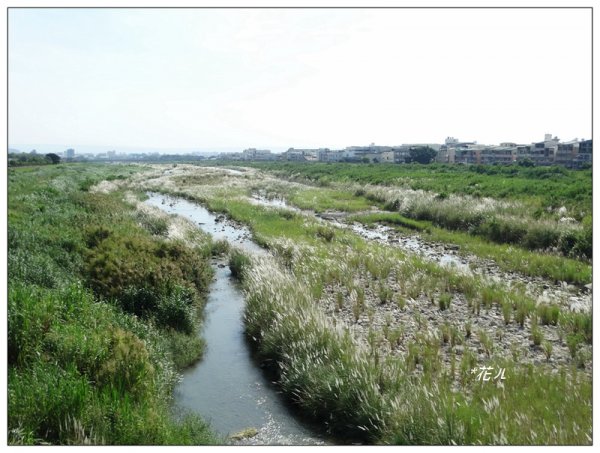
[145,193,328,445]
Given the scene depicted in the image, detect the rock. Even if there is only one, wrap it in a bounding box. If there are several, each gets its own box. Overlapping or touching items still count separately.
[584,283,592,291]
[217,263,226,268]
[230,428,259,441]
[445,244,460,251]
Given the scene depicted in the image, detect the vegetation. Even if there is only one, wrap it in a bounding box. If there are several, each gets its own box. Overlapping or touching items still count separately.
[407,146,437,164]
[8,152,61,166]
[138,164,591,445]
[11,162,591,446]
[235,161,592,217]
[8,164,218,445]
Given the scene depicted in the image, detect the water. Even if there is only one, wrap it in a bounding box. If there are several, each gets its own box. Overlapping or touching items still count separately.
[349,222,471,273]
[144,193,327,445]
[247,194,299,211]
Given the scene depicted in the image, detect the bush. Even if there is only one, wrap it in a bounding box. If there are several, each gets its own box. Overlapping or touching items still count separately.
[229,250,251,280]
[211,239,230,256]
[537,304,560,326]
[136,212,169,236]
[438,293,452,311]
[316,226,335,242]
[96,328,155,398]
[531,321,543,346]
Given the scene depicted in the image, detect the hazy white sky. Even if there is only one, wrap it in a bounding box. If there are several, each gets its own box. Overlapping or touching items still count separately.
[8,8,592,151]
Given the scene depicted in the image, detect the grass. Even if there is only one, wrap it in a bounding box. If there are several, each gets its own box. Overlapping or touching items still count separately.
[8,164,218,445]
[228,162,591,261]
[288,187,379,213]
[135,163,592,445]
[351,213,591,285]
[234,161,592,218]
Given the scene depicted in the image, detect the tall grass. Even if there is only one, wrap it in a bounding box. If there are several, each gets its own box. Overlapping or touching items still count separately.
[8,164,218,445]
[136,163,592,445]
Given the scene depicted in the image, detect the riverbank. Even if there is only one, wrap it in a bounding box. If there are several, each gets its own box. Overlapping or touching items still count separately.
[8,164,219,445]
[130,163,592,445]
[145,193,329,445]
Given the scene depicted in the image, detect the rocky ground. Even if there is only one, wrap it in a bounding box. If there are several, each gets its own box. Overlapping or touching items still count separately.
[341,220,592,313]
[318,263,592,379]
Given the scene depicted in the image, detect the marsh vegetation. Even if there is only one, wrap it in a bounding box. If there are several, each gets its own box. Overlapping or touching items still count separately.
[9,162,592,445]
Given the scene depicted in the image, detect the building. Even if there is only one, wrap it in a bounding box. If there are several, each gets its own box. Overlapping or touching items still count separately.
[554,141,578,168]
[65,148,75,159]
[530,134,559,166]
[437,138,476,164]
[392,146,412,164]
[317,149,344,162]
[454,145,483,165]
[242,148,274,161]
[573,139,592,168]
[480,146,516,165]
[281,148,328,162]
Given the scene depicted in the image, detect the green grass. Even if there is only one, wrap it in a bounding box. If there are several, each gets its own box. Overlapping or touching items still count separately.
[288,187,378,212]
[231,161,592,217]
[140,164,592,445]
[8,164,218,445]
[349,212,431,231]
[350,212,591,285]
[216,162,591,260]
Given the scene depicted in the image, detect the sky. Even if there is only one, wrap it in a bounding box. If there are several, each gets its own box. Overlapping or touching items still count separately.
[8,8,592,152]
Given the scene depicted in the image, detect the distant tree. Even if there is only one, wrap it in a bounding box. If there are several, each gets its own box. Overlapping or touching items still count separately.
[46,153,61,164]
[407,146,437,164]
[361,157,370,164]
[517,158,535,167]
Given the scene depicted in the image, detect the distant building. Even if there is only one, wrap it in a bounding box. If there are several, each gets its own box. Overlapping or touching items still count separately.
[554,141,578,168]
[219,152,243,160]
[282,148,327,161]
[317,149,344,162]
[480,146,516,165]
[438,139,476,164]
[574,139,592,168]
[392,146,412,164]
[242,148,274,161]
[65,148,75,159]
[519,134,559,166]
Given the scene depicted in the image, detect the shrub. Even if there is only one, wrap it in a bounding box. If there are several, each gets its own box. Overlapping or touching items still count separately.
[501,300,512,325]
[566,333,584,359]
[211,238,230,256]
[316,226,335,242]
[464,321,472,339]
[542,341,553,361]
[438,293,452,311]
[136,211,169,236]
[537,304,560,326]
[378,284,393,304]
[96,328,155,398]
[229,250,251,280]
[531,321,543,347]
[478,330,493,357]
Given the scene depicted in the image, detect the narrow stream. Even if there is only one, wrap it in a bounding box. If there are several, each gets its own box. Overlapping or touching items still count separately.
[144,193,328,445]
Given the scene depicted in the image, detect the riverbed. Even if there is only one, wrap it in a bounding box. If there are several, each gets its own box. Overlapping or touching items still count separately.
[145,193,328,446]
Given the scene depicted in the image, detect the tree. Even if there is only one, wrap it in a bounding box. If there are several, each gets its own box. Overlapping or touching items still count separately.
[46,153,61,164]
[517,158,535,167]
[407,146,437,164]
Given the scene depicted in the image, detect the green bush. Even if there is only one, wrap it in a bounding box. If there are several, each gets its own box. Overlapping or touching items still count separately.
[316,226,336,242]
[537,304,560,326]
[211,238,230,256]
[229,250,251,280]
[8,165,217,445]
